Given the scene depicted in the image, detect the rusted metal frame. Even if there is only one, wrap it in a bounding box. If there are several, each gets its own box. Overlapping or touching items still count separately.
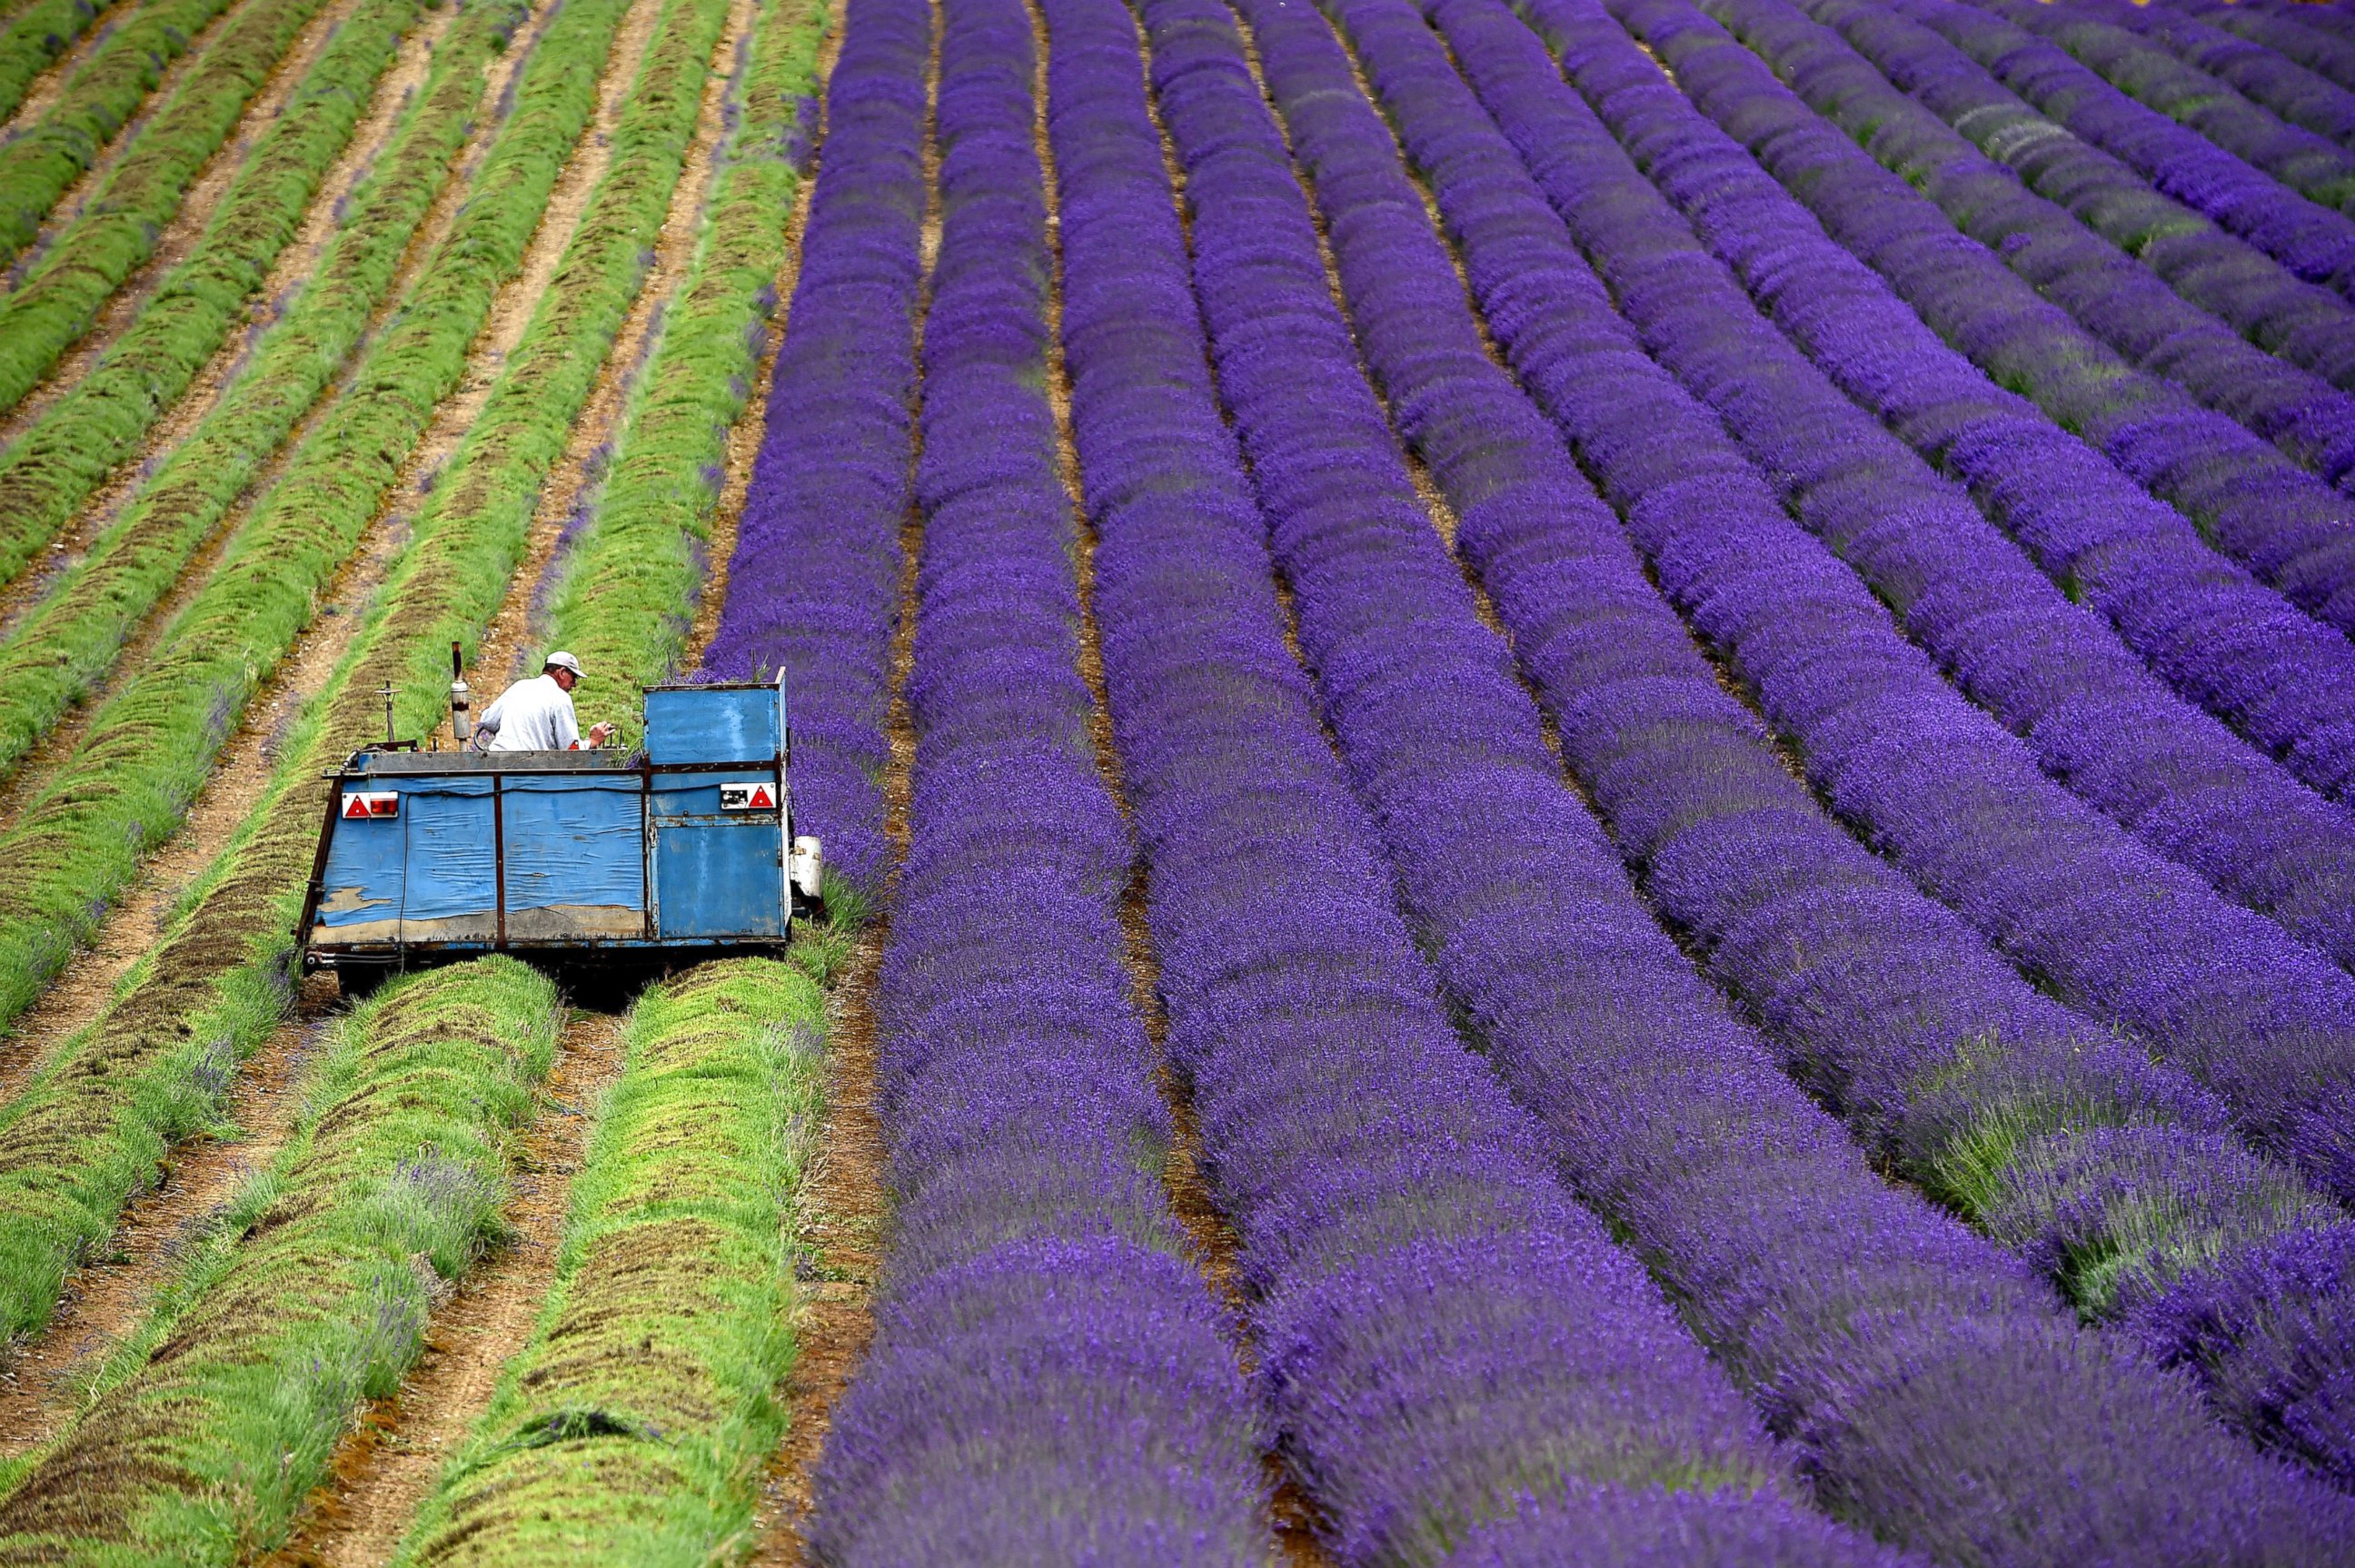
[640,762,655,940]
[291,776,350,958]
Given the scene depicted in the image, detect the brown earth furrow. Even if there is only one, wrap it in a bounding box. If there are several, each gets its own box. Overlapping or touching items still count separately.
[739,6,905,1556]
[470,0,760,694]
[261,1007,630,1568]
[0,978,337,1459]
[0,3,130,143]
[2,0,258,292]
[0,8,452,638]
[0,0,587,1100]
[0,0,364,432]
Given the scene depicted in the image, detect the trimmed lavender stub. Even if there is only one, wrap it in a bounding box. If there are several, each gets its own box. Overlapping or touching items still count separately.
[1406,0,2355,1485]
[804,1,1270,1553]
[1790,0,2355,406]
[1693,0,2355,649]
[1443,0,2355,971]
[701,0,928,900]
[1160,0,2355,1545]
[2101,0,2355,153]
[1579,0,2355,806]
[1900,0,2355,302]
[1044,0,1811,1556]
[1976,0,2355,213]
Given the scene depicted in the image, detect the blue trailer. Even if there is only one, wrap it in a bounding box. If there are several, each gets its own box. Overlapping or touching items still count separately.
[296,676,823,991]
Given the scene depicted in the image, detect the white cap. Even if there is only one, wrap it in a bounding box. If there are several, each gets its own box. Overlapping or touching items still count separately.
[543,651,583,677]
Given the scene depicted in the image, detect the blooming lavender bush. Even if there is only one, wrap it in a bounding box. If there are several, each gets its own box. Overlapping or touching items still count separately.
[1902,0,2355,298]
[1773,0,2355,422]
[1327,0,2355,1218]
[1684,0,2355,653]
[1452,0,2355,977]
[1976,0,2355,236]
[1156,0,2355,1548]
[1041,0,1845,1556]
[2097,0,2355,153]
[1582,0,2355,808]
[701,0,929,900]
[2163,0,2355,97]
[1262,0,2355,1487]
[801,2,1269,1554]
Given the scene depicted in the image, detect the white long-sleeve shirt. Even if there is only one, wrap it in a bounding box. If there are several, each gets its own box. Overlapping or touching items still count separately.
[477,673,580,752]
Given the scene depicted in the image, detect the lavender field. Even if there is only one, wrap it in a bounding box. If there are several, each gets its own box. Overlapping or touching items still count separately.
[5,0,2355,1560]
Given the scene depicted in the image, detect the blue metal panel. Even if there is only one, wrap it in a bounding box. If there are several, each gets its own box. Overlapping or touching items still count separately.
[644,680,782,765]
[502,775,644,939]
[401,777,498,942]
[655,821,783,938]
[317,796,405,942]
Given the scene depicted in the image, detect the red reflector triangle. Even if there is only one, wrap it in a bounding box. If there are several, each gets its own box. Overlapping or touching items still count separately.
[345,797,370,819]
[749,786,773,809]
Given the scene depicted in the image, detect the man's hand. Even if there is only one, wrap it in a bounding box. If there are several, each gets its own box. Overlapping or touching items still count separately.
[587,721,616,748]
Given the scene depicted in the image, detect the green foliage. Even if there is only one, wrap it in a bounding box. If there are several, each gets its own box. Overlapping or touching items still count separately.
[542,0,828,741]
[0,0,124,124]
[389,958,826,1566]
[0,0,511,779]
[0,0,339,417]
[0,0,234,263]
[0,0,430,595]
[0,0,635,1342]
[0,958,561,1564]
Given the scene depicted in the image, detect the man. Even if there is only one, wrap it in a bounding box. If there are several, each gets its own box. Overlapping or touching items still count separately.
[472,651,616,752]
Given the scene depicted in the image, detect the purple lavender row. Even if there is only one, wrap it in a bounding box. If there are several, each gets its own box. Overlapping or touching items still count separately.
[1162,0,2354,1543]
[701,0,927,902]
[1792,0,2355,415]
[1598,0,2355,969]
[1347,0,2355,1227]
[1589,0,2355,808]
[1410,0,2355,1485]
[1042,0,1816,1554]
[2101,0,2355,152]
[1298,0,2355,1496]
[1693,0,2355,653]
[1730,0,2355,501]
[1900,0,2355,303]
[2162,0,2355,94]
[803,1,1270,1553]
[1974,0,2355,213]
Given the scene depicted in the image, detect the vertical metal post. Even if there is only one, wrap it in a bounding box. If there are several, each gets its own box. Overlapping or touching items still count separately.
[491,770,507,949]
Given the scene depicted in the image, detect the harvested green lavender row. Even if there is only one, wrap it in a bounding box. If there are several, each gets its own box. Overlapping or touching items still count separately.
[0,0,634,1341]
[0,0,239,263]
[0,958,561,1563]
[539,0,828,710]
[0,0,429,593]
[0,0,333,412]
[388,961,825,1564]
